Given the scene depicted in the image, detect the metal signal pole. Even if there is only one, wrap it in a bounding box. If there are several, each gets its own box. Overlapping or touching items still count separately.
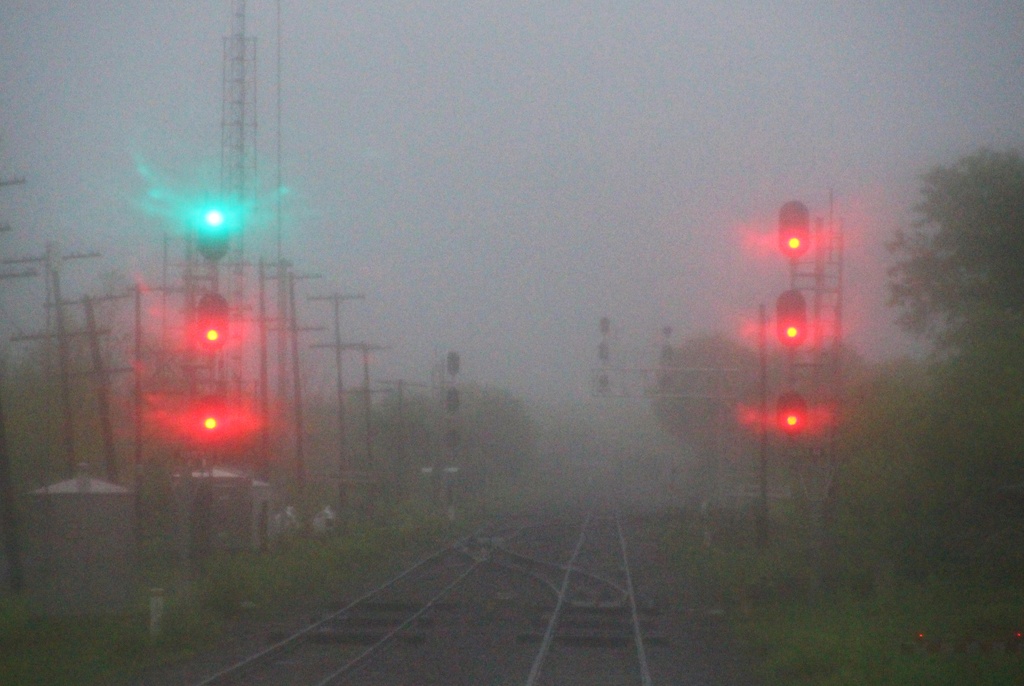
[757,303,769,548]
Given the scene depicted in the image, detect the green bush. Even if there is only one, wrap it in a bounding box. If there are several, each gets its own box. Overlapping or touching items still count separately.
[659,509,1024,685]
[0,501,465,686]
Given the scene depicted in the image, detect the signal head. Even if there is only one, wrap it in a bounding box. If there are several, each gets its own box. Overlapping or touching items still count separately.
[776,391,808,436]
[778,200,811,260]
[776,289,808,348]
[203,209,225,228]
[194,394,227,442]
[194,202,242,261]
[195,292,230,352]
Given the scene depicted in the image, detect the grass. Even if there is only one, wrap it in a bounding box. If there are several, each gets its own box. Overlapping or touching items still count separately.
[741,587,1024,686]
[657,509,1024,685]
[0,501,467,686]
[0,596,221,685]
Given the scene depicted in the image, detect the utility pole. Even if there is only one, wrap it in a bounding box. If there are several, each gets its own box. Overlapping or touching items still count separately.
[59,293,130,482]
[1,174,29,591]
[360,344,382,475]
[288,271,305,489]
[5,245,101,476]
[83,296,119,483]
[134,283,144,491]
[285,269,322,490]
[51,250,75,475]
[310,292,365,509]
[257,259,270,478]
[339,343,384,478]
[0,371,20,592]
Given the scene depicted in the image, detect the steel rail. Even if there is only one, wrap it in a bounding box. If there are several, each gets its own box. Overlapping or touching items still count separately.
[192,536,475,686]
[311,556,486,686]
[523,511,594,686]
[490,554,562,597]
[493,544,628,600]
[616,511,653,686]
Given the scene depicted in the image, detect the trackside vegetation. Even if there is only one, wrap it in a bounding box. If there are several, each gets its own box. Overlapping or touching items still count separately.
[658,148,1024,684]
[658,504,1024,685]
[0,503,465,685]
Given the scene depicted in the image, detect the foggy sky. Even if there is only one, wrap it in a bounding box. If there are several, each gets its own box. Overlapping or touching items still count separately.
[1,2,1023,405]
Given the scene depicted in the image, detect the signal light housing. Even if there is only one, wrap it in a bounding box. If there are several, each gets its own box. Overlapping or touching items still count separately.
[779,200,810,261]
[446,351,460,376]
[195,203,238,261]
[194,394,228,442]
[195,292,230,352]
[776,289,808,348]
[777,391,808,435]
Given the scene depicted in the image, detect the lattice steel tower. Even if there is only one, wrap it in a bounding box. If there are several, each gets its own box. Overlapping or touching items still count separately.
[221,0,258,392]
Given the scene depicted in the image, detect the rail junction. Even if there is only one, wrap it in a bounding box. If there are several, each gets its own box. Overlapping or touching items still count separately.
[165,509,747,685]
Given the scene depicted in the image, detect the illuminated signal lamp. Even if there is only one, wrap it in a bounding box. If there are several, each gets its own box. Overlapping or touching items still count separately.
[195,395,227,441]
[778,200,810,261]
[204,209,225,227]
[196,292,229,352]
[776,289,808,348]
[195,203,238,261]
[777,391,808,436]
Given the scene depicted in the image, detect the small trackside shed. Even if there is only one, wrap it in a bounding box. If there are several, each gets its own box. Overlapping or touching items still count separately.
[26,475,136,614]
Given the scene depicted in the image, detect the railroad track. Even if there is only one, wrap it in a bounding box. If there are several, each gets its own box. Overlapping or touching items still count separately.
[189,529,497,686]
[506,512,657,686]
[187,512,666,685]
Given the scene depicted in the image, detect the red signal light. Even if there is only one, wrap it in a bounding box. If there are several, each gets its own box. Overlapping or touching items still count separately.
[777,391,807,436]
[779,200,810,260]
[192,394,228,442]
[195,292,229,352]
[776,289,808,348]
[183,394,262,446]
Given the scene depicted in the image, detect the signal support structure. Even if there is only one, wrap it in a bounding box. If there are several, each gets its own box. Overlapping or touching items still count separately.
[776,197,845,503]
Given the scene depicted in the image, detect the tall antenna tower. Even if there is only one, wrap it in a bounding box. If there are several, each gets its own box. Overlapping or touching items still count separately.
[222,0,258,214]
[221,0,258,392]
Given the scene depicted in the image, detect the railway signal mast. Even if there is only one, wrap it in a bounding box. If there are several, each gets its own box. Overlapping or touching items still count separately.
[773,198,844,500]
[181,0,259,463]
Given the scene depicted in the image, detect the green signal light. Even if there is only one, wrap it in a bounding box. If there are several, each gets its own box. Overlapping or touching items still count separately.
[195,204,238,261]
[204,209,226,228]
[198,205,235,231]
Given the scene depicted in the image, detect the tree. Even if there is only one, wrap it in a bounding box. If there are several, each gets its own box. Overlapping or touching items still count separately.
[880,149,1024,581]
[459,384,537,488]
[651,333,760,503]
[888,148,1024,348]
[372,383,537,497]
